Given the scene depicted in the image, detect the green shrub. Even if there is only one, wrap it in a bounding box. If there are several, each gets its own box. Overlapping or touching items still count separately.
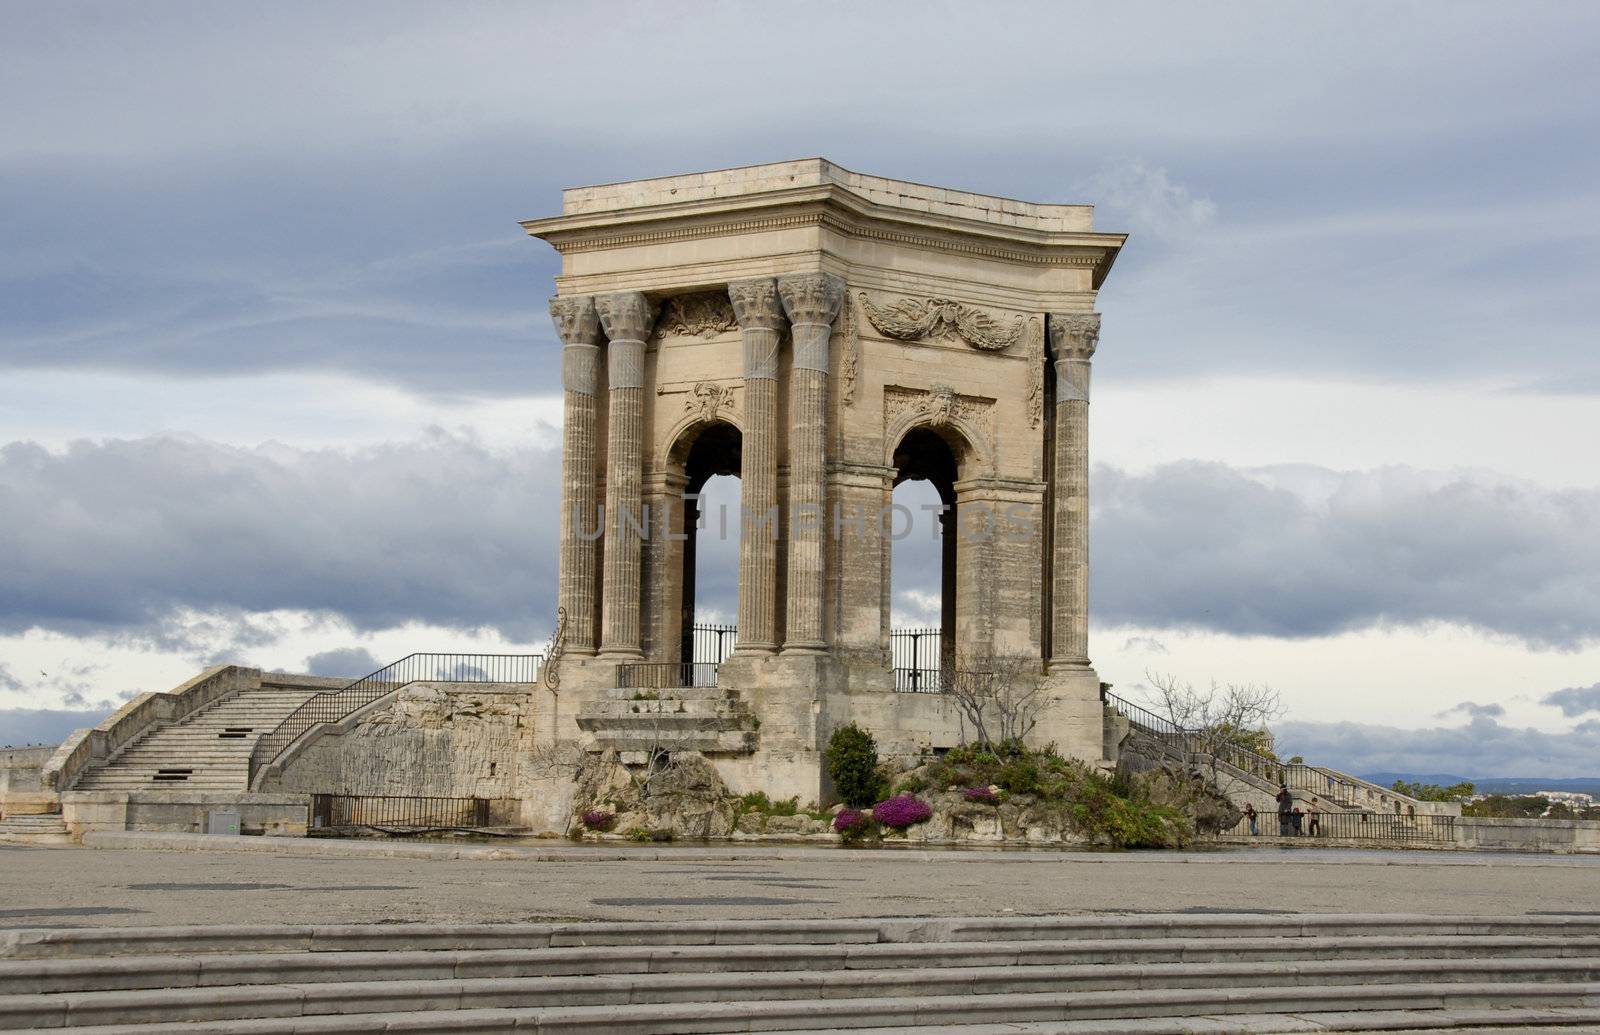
[825,723,885,807]
[738,791,800,817]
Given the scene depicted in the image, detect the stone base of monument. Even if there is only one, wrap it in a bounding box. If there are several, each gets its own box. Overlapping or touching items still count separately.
[5,913,1600,1031]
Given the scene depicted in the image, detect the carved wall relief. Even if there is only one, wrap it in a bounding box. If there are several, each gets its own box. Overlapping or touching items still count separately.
[684,381,737,423]
[859,292,1024,352]
[656,292,739,339]
[883,384,996,466]
[835,292,859,406]
[1025,316,1045,429]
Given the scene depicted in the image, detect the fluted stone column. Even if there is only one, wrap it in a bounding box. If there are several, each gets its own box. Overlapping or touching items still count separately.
[1047,312,1100,668]
[549,296,604,654]
[778,273,845,653]
[727,278,785,654]
[595,291,656,659]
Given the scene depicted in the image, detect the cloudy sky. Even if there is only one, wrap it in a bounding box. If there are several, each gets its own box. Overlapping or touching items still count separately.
[3,2,1598,777]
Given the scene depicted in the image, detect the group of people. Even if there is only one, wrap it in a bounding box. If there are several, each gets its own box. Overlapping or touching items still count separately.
[1241,784,1322,836]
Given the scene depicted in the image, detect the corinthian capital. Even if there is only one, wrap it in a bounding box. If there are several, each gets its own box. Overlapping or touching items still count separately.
[548,296,602,346]
[777,273,846,327]
[1047,312,1101,361]
[727,278,785,332]
[595,291,657,343]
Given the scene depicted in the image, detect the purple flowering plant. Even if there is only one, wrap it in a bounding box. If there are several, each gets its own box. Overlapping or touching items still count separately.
[833,808,870,834]
[963,786,1000,804]
[872,794,932,829]
[581,808,616,831]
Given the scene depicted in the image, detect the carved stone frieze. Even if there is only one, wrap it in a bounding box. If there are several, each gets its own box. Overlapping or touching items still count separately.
[684,381,737,424]
[656,292,738,339]
[884,384,995,455]
[1025,316,1045,429]
[859,292,1024,352]
[834,294,858,406]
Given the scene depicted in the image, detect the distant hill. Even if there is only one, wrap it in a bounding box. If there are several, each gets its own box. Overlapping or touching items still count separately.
[1365,772,1600,795]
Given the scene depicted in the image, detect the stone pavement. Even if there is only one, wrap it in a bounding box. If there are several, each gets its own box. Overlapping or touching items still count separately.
[2,835,1597,928]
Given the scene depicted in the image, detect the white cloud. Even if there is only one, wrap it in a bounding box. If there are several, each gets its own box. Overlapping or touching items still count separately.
[1077,161,1217,239]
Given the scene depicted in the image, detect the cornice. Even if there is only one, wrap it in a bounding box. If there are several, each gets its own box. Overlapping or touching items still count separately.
[523,184,1126,288]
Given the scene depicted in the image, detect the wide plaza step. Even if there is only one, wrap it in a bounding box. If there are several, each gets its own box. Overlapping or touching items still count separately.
[4,914,1600,1032]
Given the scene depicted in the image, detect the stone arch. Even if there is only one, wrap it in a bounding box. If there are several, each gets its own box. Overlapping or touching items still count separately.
[659,391,744,475]
[660,417,743,669]
[883,409,994,481]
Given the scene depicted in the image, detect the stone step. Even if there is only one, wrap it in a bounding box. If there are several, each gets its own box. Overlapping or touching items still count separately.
[785,1010,1600,1035]
[585,730,760,753]
[8,934,1600,994]
[583,699,752,720]
[604,686,738,702]
[7,980,1598,1033]
[576,712,754,734]
[17,915,1600,960]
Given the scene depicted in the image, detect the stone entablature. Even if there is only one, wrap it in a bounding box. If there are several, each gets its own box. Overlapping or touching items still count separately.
[523,159,1125,809]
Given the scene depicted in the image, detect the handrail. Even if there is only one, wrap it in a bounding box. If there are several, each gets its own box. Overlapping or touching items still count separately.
[248,652,543,785]
[1102,689,1427,811]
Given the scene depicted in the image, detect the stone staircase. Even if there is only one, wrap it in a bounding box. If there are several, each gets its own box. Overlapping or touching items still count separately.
[578,685,758,757]
[0,813,70,845]
[3,914,1600,1031]
[71,688,320,792]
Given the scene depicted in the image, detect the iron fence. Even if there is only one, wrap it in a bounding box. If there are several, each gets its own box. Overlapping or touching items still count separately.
[250,653,543,785]
[1231,810,1455,845]
[690,622,737,667]
[892,626,947,692]
[618,661,720,690]
[310,793,490,830]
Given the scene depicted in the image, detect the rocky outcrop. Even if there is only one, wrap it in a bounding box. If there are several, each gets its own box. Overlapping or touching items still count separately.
[573,751,740,840]
[1115,731,1243,835]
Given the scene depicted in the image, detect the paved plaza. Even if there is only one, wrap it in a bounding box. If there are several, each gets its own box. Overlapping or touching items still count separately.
[3,839,1597,929]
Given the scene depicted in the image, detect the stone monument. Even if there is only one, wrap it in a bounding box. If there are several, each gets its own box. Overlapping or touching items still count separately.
[522,159,1124,812]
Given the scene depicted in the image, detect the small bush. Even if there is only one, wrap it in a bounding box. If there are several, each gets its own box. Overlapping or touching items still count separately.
[832,807,879,842]
[872,794,932,829]
[625,828,653,843]
[962,786,1000,805]
[825,723,885,807]
[738,791,800,817]
[581,809,615,831]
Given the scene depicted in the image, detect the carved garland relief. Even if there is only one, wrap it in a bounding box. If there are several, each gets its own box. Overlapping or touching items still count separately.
[655,292,739,339]
[859,292,1024,352]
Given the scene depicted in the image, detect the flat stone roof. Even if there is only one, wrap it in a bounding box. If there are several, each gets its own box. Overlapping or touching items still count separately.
[560,158,1097,233]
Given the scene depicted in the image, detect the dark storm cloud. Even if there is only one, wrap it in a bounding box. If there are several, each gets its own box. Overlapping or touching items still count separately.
[0,433,561,644]
[1542,683,1600,718]
[0,709,113,748]
[1277,717,1600,780]
[1093,461,1600,648]
[2,5,1599,396]
[303,648,384,679]
[2,437,1594,652]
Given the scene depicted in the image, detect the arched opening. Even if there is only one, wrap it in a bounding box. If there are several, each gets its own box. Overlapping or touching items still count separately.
[679,421,741,682]
[890,426,960,690]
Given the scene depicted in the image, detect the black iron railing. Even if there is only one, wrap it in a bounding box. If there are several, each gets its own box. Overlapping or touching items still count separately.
[1230,811,1455,844]
[250,653,543,785]
[690,622,737,667]
[1102,689,1421,814]
[618,661,719,689]
[310,793,490,830]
